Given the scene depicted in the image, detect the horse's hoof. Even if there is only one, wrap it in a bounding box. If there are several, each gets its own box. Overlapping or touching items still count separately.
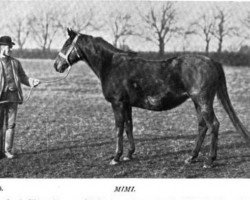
[123,156,132,161]
[110,159,119,165]
[203,161,214,169]
[203,164,213,169]
[185,157,196,165]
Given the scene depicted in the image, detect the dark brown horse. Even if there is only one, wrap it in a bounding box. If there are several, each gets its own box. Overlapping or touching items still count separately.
[54,29,250,168]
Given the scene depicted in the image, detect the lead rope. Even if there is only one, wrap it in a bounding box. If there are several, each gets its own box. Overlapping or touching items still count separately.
[40,65,72,84]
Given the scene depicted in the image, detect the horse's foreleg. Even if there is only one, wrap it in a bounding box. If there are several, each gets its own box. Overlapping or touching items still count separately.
[124,106,135,161]
[110,103,125,165]
[185,102,208,164]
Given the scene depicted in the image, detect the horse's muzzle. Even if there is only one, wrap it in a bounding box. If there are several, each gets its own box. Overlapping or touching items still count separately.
[54,60,59,72]
[54,60,66,73]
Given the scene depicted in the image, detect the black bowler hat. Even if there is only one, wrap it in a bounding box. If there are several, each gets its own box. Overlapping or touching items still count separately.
[0,36,15,47]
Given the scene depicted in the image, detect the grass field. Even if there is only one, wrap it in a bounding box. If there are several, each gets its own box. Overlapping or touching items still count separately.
[0,59,249,178]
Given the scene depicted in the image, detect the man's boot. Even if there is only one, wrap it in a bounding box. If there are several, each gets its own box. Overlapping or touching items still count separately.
[5,129,15,159]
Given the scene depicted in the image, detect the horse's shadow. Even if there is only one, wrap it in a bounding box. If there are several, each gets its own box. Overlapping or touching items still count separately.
[20,130,249,166]
[19,131,196,155]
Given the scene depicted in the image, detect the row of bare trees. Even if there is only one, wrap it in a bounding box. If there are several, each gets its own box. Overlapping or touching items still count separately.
[189,8,239,54]
[2,2,250,55]
[5,4,60,51]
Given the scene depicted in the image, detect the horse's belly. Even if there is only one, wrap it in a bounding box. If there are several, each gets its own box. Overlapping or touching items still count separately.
[132,93,189,111]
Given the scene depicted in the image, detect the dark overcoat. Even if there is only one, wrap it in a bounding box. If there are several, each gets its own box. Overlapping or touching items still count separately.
[0,57,31,103]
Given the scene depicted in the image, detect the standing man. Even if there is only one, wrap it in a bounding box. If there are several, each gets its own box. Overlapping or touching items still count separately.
[0,36,40,159]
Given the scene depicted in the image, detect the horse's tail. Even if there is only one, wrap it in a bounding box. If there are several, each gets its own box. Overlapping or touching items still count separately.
[216,62,250,145]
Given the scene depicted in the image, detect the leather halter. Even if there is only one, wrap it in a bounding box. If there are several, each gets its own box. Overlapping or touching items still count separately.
[58,34,81,67]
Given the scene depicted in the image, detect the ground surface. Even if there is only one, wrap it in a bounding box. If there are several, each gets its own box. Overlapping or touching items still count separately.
[0,59,249,178]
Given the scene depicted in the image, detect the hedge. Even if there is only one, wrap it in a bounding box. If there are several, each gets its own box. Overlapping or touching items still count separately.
[12,49,250,67]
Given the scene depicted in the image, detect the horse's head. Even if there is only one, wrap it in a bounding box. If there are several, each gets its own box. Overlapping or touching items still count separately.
[54,28,82,73]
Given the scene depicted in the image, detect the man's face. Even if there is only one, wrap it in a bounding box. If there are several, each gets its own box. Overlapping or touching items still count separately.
[0,45,12,57]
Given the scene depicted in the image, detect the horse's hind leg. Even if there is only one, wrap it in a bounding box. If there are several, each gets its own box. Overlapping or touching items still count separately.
[185,102,208,164]
[123,105,135,161]
[110,102,125,165]
[199,103,220,168]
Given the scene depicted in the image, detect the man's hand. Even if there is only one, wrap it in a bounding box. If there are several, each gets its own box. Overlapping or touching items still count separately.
[31,78,41,87]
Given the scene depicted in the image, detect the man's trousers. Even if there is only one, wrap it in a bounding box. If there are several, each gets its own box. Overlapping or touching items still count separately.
[0,102,18,153]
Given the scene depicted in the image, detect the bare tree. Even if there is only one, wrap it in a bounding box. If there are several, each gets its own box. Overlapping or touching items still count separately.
[106,11,136,48]
[242,11,250,38]
[0,1,32,50]
[7,17,30,50]
[212,8,238,53]
[181,24,197,52]
[239,11,250,50]
[58,3,100,35]
[68,9,95,33]
[191,14,215,54]
[139,2,180,56]
[28,3,63,51]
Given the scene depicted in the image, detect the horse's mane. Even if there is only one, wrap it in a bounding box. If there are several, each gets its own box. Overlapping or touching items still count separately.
[94,37,137,56]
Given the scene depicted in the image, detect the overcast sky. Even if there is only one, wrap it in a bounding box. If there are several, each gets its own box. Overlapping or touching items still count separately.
[1,1,250,52]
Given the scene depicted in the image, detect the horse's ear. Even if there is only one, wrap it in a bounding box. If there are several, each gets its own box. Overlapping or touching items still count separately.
[67,28,77,38]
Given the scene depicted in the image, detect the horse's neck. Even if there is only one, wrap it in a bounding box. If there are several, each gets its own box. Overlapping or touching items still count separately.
[82,44,113,80]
